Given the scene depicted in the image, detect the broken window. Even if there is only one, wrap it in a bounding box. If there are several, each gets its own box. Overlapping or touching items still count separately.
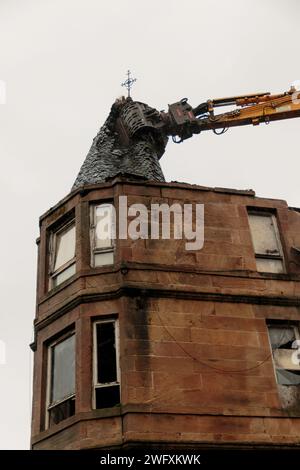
[47,333,75,427]
[268,323,300,385]
[248,211,285,273]
[93,320,120,409]
[49,220,76,288]
[90,204,114,267]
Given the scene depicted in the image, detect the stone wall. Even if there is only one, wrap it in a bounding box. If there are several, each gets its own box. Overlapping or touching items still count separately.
[31,178,300,449]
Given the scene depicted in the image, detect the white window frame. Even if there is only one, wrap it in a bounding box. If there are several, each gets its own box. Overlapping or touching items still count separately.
[90,203,115,267]
[248,211,285,273]
[48,219,76,289]
[45,332,76,429]
[92,319,120,409]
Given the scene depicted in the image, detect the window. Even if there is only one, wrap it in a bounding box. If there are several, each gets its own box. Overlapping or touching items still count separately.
[268,323,300,385]
[46,333,75,427]
[49,220,76,288]
[93,320,120,409]
[90,204,114,267]
[248,211,284,273]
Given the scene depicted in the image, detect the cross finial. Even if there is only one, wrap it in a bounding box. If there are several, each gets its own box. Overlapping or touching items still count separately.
[121,70,137,98]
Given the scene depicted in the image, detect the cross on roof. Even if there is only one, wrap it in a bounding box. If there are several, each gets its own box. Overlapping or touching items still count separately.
[121,70,137,98]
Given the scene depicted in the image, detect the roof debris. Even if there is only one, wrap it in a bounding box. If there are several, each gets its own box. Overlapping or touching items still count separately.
[72,98,166,190]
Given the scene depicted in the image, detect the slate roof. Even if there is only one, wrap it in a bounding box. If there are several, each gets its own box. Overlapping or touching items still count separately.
[72,101,166,190]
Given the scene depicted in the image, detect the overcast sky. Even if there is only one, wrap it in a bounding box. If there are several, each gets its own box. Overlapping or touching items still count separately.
[0,0,300,449]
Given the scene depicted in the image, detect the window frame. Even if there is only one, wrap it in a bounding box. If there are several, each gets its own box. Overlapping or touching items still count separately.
[90,203,115,268]
[247,210,285,273]
[48,219,76,288]
[92,318,120,409]
[45,331,76,429]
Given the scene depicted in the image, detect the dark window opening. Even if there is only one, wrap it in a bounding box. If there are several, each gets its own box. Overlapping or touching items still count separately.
[96,322,117,384]
[94,320,120,409]
[95,385,120,409]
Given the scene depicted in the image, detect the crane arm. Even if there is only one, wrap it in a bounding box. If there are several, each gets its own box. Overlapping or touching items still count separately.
[113,86,300,156]
[166,87,300,141]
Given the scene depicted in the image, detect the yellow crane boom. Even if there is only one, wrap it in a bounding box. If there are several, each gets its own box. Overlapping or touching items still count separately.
[166,86,300,140]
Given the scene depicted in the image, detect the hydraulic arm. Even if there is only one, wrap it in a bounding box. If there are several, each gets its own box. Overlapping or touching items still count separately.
[165,86,300,142]
[114,86,300,155]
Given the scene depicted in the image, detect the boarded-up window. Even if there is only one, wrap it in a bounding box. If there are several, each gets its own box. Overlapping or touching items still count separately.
[90,204,114,267]
[49,221,76,288]
[47,333,75,427]
[268,324,300,385]
[93,320,120,409]
[248,212,284,273]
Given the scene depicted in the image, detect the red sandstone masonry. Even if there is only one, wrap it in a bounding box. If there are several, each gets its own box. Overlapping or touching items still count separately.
[31,179,300,449]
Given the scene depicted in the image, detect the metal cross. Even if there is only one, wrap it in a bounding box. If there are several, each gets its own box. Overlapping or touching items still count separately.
[121,70,137,98]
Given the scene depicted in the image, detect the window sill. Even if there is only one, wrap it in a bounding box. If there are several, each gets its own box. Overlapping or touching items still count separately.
[254,271,296,281]
[32,406,122,445]
[39,266,119,305]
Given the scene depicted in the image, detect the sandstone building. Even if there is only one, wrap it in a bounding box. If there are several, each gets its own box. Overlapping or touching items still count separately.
[31,100,300,450]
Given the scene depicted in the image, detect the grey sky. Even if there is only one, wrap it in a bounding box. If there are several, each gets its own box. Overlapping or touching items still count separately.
[0,0,299,449]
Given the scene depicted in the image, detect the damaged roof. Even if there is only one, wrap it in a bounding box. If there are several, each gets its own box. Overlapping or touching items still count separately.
[72,99,166,190]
